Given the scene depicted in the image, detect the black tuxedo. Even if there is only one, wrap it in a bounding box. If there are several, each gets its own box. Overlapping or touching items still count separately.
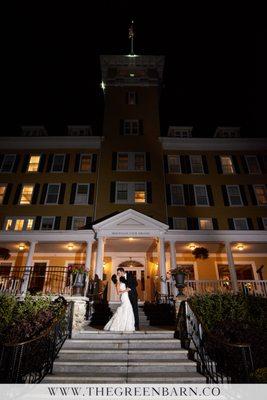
[123,272,139,329]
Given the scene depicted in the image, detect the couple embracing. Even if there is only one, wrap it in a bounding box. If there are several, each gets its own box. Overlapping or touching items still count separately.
[104,267,139,331]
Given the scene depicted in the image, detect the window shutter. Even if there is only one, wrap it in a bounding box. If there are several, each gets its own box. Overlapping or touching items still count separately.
[189,185,195,205]
[74,154,81,172]
[180,155,187,174]
[187,217,194,230]
[70,183,77,204]
[2,183,13,204]
[135,92,138,104]
[139,120,144,135]
[166,184,171,205]
[257,155,266,173]
[38,154,46,172]
[46,154,53,172]
[192,217,199,230]
[66,216,73,230]
[40,184,48,204]
[146,181,152,203]
[215,155,223,174]
[21,154,30,173]
[125,92,129,104]
[232,155,240,174]
[12,155,20,173]
[54,217,61,230]
[202,155,209,174]
[0,154,3,169]
[239,185,248,205]
[228,218,235,230]
[91,154,97,172]
[58,184,66,204]
[168,217,173,229]
[221,185,229,206]
[119,119,124,135]
[88,184,95,204]
[31,183,40,204]
[241,156,249,174]
[257,217,264,230]
[110,181,116,202]
[212,218,219,230]
[34,216,41,230]
[111,152,117,170]
[64,154,70,172]
[183,184,189,205]
[247,218,254,230]
[85,216,92,229]
[146,152,151,171]
[206,185,214,206]
[163,155,169,173]
[185,156,191,173]
[248,185,257,205]
[13,184,22,204]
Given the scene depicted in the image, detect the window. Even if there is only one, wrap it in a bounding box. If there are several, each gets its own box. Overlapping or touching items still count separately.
[116,183,128,202]
[173,217,187,230]
[245,156,261,174]
[168,155,181,173]
[72,216,87,230]
[194,185,209,206]
[117,154,129,170]
[190,155,203,174]
[127,92,136,105]
[27,155,40,172]
[0,154,16,172]
[117,152,145,171]
[199,218,213,230]
[253,185,267,205]
[123,120,139,135]
[79,154,92,172]
[45,184,60,204]
[262,218,267,230]
[115,182,147,204]
[134,183,146,203]
[40,217,55,230]
[0,184,7,204]
[74,184,90,204]
[4,217,34,231]
[226,185,243,206]
[19,185,34,205]
[171,185,184,205]
[51,154,65,172]
[220,156,235,174]
[233,218,248,230]
[134,154,145,171]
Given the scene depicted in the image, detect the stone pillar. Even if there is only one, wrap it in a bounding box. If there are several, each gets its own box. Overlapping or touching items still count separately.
[169,240,177,271]
[21,241,37,296]
[84,241,93,297]
[225,241,238,292]
[157,237,167,295]
[95,236,105,279]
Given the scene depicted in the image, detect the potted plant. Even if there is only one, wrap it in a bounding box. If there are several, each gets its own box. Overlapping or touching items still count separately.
[170,265,188,296]
[68,264,87,296]
[192,246,209,259]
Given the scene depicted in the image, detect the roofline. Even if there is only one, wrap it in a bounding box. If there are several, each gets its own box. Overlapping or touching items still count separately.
[0,136,104,150]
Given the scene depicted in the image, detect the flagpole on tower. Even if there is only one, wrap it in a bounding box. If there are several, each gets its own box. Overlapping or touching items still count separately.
[128,20,135,56]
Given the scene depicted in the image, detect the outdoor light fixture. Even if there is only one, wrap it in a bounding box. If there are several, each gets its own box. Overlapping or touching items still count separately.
[67,243,74,251]
[129,73,135,77]
[18,243,25,251]
[100,81,106,90]
[128,237,134,241]
[236,243,245,251]
[188,243,197,251]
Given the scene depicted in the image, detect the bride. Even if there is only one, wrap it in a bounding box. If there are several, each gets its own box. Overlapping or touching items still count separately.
[104,274,135,331]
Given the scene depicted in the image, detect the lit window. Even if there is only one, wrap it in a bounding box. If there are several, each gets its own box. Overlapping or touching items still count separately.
[75,184,89,204]
[168,155,181,173]
[245,156,260,174]
[134,154,145,171]
[4,217,34,231]
[0,184,7,204]
[173,217,187,230]
[123,120,139,135]
[199,218,213,230]
[45,184,60,204]
[117,154,129,170]
[117,153,145,171]
[0,154,16,172]
[51,155,65,172]
[79,154,92,172]
[19,185,34,205]
[5,219,13,231]
[171,185,184,205]
[26,219,34,230]
[14,219,24,231]
[226,185,242,206]
[220,156,235,174]
[254,185,267,205]
[27,155,40,172]
[134,183,146,203]
[127,92,136,105]
[190,155,203,174]
[233,218,248,230]
[40,217,55,230]
[194,185,209,206]
[72,217,86,230]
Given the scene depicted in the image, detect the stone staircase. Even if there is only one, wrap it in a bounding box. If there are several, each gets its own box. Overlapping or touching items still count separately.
[109,303,150,328]
[43,330,206,383]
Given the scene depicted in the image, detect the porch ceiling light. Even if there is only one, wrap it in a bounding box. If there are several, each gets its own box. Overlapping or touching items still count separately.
[18,243,25,251]
[128,237,134,241]
[67,243,74,251]
[236,243,245,251]
[188,243,197,251]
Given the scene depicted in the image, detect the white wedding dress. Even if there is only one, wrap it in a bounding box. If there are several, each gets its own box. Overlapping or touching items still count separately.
[104,281,135,331]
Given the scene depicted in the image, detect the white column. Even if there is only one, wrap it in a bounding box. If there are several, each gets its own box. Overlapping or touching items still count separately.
[157,237,167,295]
[225,241,238,292]
[95,236,105,279]
[84,241,93,297]
[21,241,37,296]
[170,240,177,271]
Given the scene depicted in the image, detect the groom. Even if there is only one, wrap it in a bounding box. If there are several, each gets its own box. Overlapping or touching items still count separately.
[117,267,139,330]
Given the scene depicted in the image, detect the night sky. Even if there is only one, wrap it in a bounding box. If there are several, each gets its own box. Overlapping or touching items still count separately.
[2,2,266,138]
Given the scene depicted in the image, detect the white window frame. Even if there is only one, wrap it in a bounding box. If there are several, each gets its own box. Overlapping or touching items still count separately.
[170,184,185,206]
[0,154,16,173]
[45,183,61,205]
[226,185,243,206]
[262,217,267,230]
[27,154,41,173]
[253,184,267,206]
[19,184,34,205]
[233,218,249,230]
[115,182,147,204]
[51,154,65,173]
[79,153,92,173]
[167,155,181,174]
[40,216,55,230]
[198,217,213,230]
[220,155,235,174]
[72,216,87,230]
[173,217,187,230]
[190,155,204,174]
[117,152,146,171]
[123,120,139,135]
[74,184,90,205]
[194,185,209,206]
[245,155,261,174]
[4,216,35,231]
[0,184,7,205]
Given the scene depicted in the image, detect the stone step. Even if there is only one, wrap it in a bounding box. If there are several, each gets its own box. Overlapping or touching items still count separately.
[63,339,181,350]
[72,332,174,340]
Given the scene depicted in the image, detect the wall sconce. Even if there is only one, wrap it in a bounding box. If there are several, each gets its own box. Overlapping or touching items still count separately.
[18,243,25,251]
[236,243,245,251]
[67,243,74,251]
[188,243,197,251]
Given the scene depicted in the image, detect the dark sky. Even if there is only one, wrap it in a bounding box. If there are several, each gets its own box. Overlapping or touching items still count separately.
[2,2,267,137]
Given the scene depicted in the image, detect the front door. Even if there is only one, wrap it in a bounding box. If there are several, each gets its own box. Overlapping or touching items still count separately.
[124,268,145,301]
[29,263,47,293]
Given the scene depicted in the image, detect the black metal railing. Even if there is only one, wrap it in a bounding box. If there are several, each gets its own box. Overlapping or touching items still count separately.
[0,299,74,383]
[176,300,254,383]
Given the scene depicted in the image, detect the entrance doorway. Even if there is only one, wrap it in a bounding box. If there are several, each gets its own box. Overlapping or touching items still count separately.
[29,263,47,293]
[117,260,145,301]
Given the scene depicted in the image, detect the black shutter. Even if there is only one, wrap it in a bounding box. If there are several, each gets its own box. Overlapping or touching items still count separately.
[85,216,92,229]
[139,120,144,135]
[257,217,264,230]
[189,184,195,205]
[192,217,199,230]
[70,183,77,204]
[40,184,48,204]
[180,155,187,174]
[119,119,124,135]
[232,155,240,174]
[257,155,266,173]
[185,156,191,173]
[31,184,40,204]
[135,92,138,105]
[58,184,66,204]
[111,152,117,170]
[0,154,3,169]
[21,154,30,173]
[146,182,152,203]
[146,152,151,171]
[228,218,235,230]
[206,185,214,206]
[66,216,73,230]
[34,216,41,230]
[248,185,257,205]
[163,155,169,173]
[212,218,219,230]
[91,154,97,172]
[168,217,173,229]
[110,181,116,202]
[38,154,46,172]
[221,185,229,206]
[46,154,53,172]
[13,184,22,204]
[166,184,171,204]
[54,217,61,230]
[88,184,95,204]
[2,183,13,204]
[247,218,254,230]
[183,184,190,205]
[74,154,81,172]
[202,155,209,174]
[239,185,248,205]
[241,156,249,174]
[64,154,70,172]
[125,92,129,104]
[215,155,223,174]
[12,155,20,173]
[187,217,194,230]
